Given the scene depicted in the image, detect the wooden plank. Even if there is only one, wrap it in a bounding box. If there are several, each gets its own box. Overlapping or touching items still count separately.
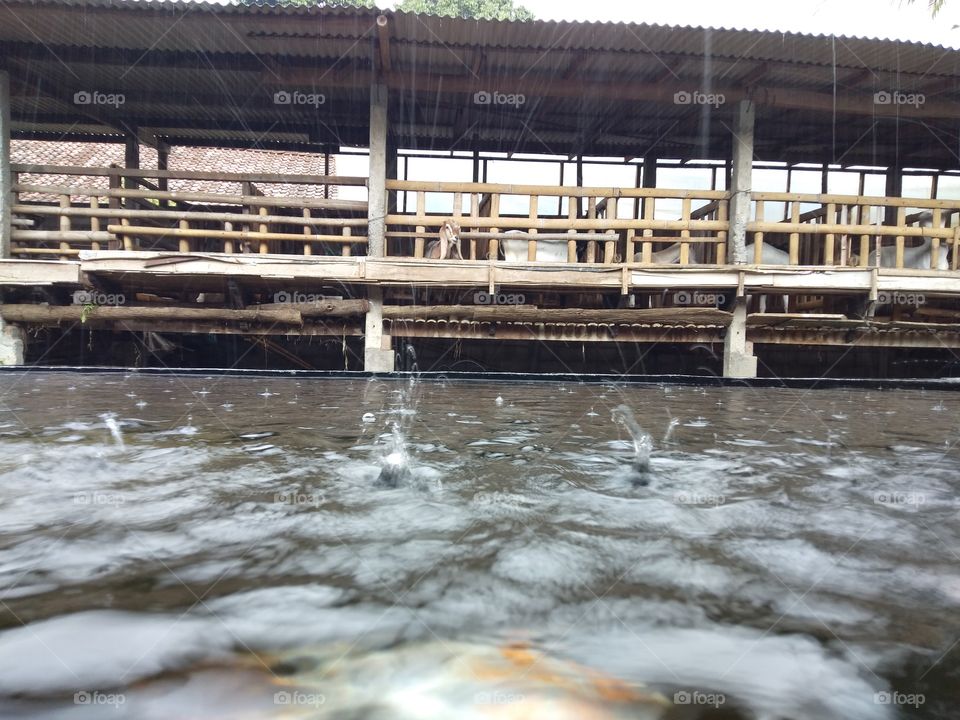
[0,304,305,325]
[11,165,367,186]
[14,205,368,227]
[104,226,366,243]
[14,184,368,212]
[382,305,732,325]
[386,180,729,200]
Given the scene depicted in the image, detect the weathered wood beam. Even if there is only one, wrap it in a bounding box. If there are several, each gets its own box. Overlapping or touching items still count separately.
[0,304,306,325]
[376,15,392,73]
[382,305,732,325]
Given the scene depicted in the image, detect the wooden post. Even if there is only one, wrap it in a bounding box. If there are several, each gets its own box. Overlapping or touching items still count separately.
[365,81,393,372]
[157,142,170,208]
[528,194,538,261]
[58,194,71,258]
[0,70,10,259]
[728,99,754,264]
[89,196,101,251]
[641,152,657,222]
[124,134,140,191]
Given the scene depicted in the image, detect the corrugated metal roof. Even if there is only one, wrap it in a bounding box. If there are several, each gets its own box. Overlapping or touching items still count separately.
[1,0,957,166]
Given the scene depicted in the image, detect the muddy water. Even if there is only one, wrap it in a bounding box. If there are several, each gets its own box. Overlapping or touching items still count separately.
[0,372,958,718]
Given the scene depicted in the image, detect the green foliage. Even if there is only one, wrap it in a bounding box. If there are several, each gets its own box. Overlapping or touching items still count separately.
[905,0,946,17]
[395,0,534,21]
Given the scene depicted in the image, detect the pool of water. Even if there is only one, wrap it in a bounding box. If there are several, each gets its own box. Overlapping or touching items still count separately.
[0,371,957,718]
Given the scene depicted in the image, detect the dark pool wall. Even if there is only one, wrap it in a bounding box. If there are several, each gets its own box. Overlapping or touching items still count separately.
[19,328,960,379]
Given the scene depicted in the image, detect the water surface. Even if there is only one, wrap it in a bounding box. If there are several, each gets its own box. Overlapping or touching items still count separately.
[0,372,958,718]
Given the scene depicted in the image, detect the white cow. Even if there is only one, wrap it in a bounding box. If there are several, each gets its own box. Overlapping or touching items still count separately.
[500,231,569,262]
[878,211,949,270]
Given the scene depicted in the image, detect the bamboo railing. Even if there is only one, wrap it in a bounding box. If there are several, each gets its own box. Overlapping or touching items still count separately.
[10,170,960,274]
[10,165,369,258]
[748,193,960,270]
[384,180,730,264]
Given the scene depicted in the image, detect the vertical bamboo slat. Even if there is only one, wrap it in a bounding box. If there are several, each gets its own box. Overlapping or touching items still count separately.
[224,222,234,254]
[642,197,654,263]
[488,193,501,261]
[679,197,691,265]
[258,207,269,254]
[470,192,480,260]
[58,194,71,257]
[931,208,942,270]
[716,200,727,265]
[342,227,352,257]
[528,195,538,262]
[604,196,617,263]
[895,206,906,269]
[753,201,764,264]
[89,197,101,251]
[178,219,191,253]
[824,203,836,265]
[567,195,577,263]
[586,197,597,263]
[303,208,312,256]
[859,205,870,267]
[789,201,800,264]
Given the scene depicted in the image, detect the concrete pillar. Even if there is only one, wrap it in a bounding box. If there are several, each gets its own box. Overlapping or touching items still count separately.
[364,82,394,372]
[0,70,11,259]
[728,99,754,264]
[723,301,757,378]
[0,320,25,366]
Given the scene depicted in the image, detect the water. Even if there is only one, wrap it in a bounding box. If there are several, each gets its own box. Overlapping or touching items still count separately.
[0,372,958,718]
